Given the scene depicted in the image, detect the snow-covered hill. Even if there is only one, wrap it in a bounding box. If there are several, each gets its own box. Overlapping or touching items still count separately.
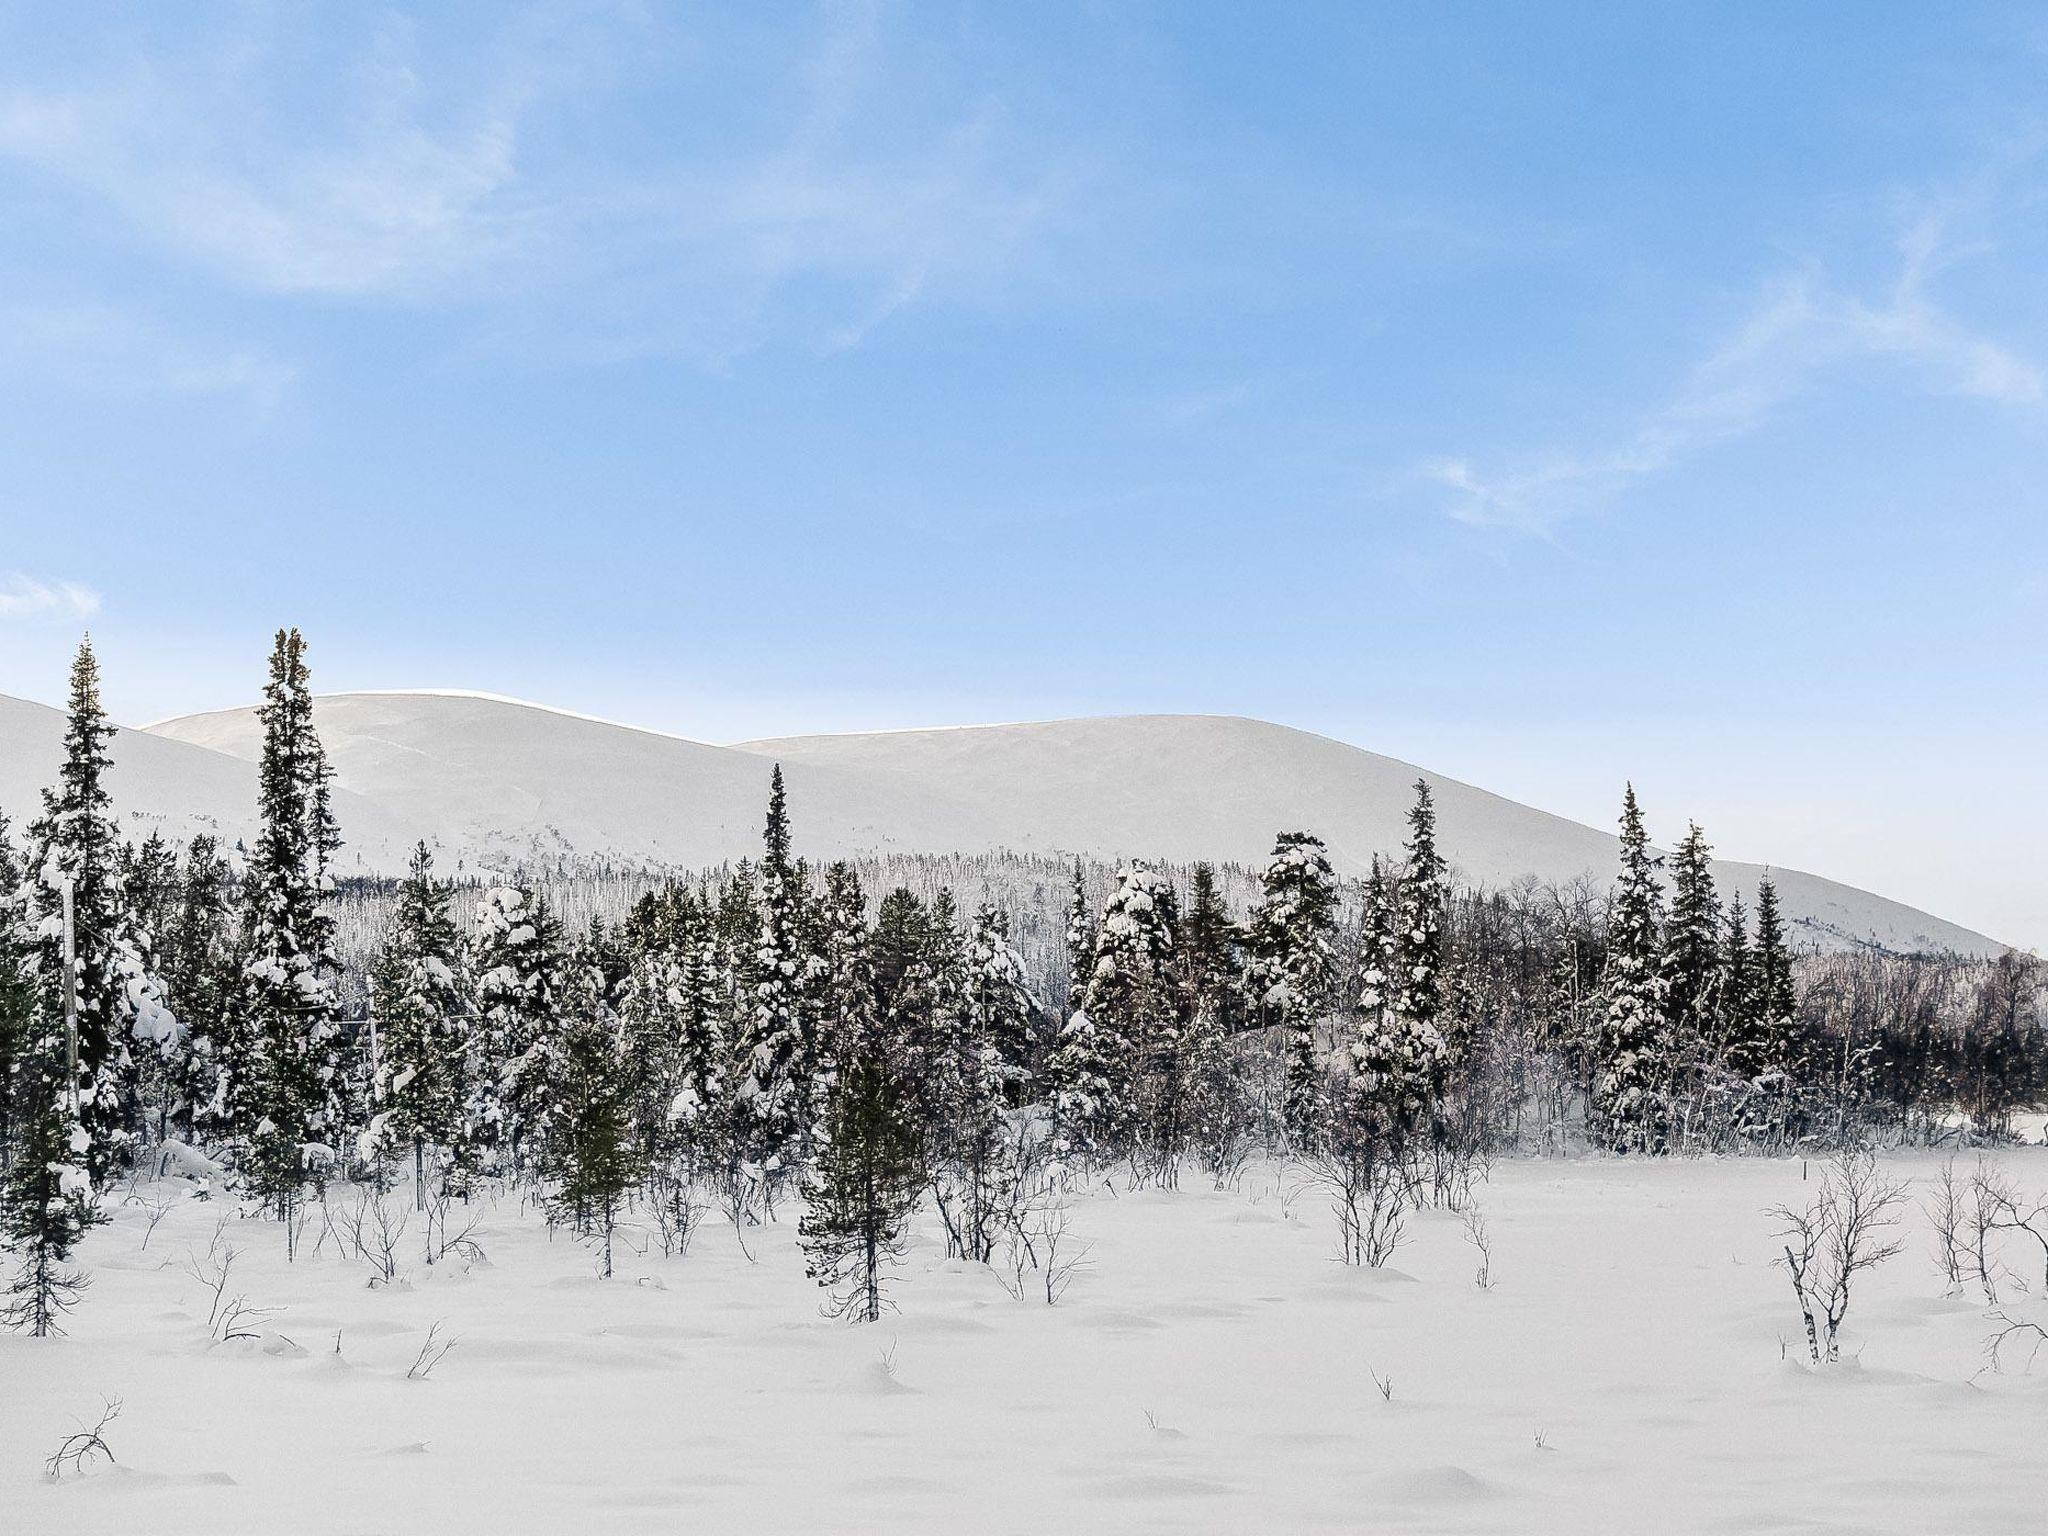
[120,690,2003,955]
[0,692,422,873]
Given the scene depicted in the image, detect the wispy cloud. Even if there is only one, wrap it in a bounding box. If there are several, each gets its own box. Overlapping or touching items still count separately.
[0,573,100,624]
[1424,176,2048,534]
[0,303,296,407]
[0,4,1076,366]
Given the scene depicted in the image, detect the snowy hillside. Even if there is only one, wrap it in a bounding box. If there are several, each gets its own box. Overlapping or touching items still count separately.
[123,691,2002,955]
[0,692,421,873]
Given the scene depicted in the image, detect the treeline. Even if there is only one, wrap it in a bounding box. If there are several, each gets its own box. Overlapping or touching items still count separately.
[2,635,2042,1329]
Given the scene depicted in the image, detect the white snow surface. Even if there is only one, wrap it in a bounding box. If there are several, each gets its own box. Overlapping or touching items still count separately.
[122,692,2002,954]
[5,1152,2046,1533]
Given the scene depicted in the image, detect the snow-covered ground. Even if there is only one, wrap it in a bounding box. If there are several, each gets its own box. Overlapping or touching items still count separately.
[6,1152,2046,1534]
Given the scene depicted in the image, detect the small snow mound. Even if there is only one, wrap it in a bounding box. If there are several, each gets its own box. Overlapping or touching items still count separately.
[1377,1464,1496,1503]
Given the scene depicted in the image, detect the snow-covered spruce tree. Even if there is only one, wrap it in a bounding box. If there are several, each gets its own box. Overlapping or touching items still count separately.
[1248,832,1339,1145]
[1660,822,1721,1114]
[1718,891,1754,1063]
[1393,782,1451,1074]
[1048,864,1174,1164]
[737,766,813,1186]
[543,964,637,1277]
[1,999,100,1335]
[1592,784,1668,1153]
[1183,862,1246,1035]
[153,835,237,1148]
[368,843,470,1207]
[930,905,1028,1260]
[470,884,570,1175]
[965,904,1036,1101]
[1063,860,1095,1020]
[239,629,342,1219]
[17,638,174,1184]
[1735,874,1804,1142]
[798,1023,925,1322]
[812,861,872,1113]
[0,810,35,1166]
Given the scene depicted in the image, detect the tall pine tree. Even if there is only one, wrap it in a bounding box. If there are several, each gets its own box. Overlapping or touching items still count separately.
[1592,784,1666,1152]
[239,629,342,1216]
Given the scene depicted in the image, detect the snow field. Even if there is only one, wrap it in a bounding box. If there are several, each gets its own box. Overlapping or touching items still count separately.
[5,1151,2046,1534]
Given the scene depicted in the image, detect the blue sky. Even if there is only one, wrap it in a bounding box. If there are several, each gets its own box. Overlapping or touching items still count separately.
[0,3,2043,947]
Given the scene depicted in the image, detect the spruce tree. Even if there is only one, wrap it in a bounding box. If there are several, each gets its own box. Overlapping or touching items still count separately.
[239,629,342,1216]
[17,639,172,1182]
[1660,822,1721,1080]
[471,884,569,1174]
[1064,861,1095,1020]
[1593,784,1667,1152]
[814,862,872,1110]
[1753,875,1797,1060]
[1183,862,1245,1035]
[1346,855,1433,1148]
[544,965,637,1276]
[1248,831,1339,1143]
[1393,784,1449,1042]
[157,836,237,1148]
[965,904,1035,1099]
[1048,863,1174,1161]
[930,904,1028,1259]
[1,1005,99,1334]
[738,766,811,1179]
[1717,891,1758,1075]
[798,1028,924,1322]
[0,811,34,1166]
[370,843,470,1205]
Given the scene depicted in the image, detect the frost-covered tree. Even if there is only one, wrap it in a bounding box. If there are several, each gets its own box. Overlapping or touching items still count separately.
[153,836,236,1147]
[1718,891,1754,1063]
[0,812,35,1165]
[239,629,342,1215]
[1753,875,1797,1064]
[544,965,636,1277]
[1393,782,1451,1074]
[930,904,1028,1259]
[369,844,470,1204]
[1183,862,1245,1035]
[798,1029,924,1322]
[1660,822,1721,1074]
[470,884,569,1173]
[738,767,812,1179]
[1,1006,99,1334]
[1049,863,1175,1161]
[965,904,1035,1099]
[1346,865,1431,1147]
[812,862,871,1104]
[1248,832,1339,1143]
[1063,860,1095,1020]
[1593,784,1667,1152]
[17,641,174,1185]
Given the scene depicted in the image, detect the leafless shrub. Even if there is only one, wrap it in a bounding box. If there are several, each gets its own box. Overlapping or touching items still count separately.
[1977,1172,2048,1294]
[407,1319,456,1380]
[1770,1149,1908,1366]
[423,1187,487,1267]
[332,1186,412,1283]
[1463,1206,1494,1290]
[137,1194,176,1254]
[1926,1158,1967,1292]
[1968,1157,2006,1303]
[996,1184,1090,1304]
[1368,1364,1393,1402]
[44,1398,120,1480]
[1305,1140,1410,1269]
